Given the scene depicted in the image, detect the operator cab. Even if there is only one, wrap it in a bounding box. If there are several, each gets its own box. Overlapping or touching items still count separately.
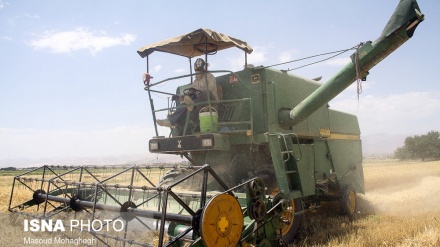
[138,28,255,146]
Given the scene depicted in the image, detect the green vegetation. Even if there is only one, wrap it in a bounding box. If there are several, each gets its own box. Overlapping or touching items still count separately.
[0,169,26,176]
[394,130,440,161]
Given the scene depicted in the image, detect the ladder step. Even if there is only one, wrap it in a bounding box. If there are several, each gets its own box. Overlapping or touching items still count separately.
[285,170,297,174]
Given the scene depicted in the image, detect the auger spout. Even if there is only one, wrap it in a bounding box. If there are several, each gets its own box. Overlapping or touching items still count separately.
[279,0,424,126]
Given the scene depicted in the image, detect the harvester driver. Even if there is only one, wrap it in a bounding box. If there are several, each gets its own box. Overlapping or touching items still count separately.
[156,58,218,127]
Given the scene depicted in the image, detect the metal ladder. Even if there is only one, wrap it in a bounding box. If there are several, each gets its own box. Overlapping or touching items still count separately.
[269,133,303,198]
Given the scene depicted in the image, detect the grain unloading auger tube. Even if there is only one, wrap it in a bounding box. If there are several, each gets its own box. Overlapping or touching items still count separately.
[8,164,294,246]
[279,0,424,126]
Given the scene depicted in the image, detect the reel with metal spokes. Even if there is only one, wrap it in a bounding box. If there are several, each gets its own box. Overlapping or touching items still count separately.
[8,164,291,246]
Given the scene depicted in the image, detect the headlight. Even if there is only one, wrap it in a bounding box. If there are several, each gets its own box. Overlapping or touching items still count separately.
[149,142,159,151]
[202,138,213,147]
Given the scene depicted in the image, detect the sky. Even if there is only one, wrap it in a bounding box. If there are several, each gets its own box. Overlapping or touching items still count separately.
[1,0,439,165]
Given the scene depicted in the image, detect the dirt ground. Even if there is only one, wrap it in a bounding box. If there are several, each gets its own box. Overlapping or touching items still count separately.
[1,159,439,246]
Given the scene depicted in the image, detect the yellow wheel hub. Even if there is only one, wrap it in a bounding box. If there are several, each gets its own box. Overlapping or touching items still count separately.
[281,201,295,235]
[348,190,356,214]
[271,188,295,235]
[200,193,243,247]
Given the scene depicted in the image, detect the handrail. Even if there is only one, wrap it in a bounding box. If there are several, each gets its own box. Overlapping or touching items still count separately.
[153,98,250,114]
[146,69,252,137]
[144,70,243,89]
[153,97,253,137]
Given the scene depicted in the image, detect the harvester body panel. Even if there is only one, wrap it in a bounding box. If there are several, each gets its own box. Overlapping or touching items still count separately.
[156,67,364,200]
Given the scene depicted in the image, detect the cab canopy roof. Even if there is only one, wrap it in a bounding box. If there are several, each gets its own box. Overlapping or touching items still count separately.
[137,28,253,58]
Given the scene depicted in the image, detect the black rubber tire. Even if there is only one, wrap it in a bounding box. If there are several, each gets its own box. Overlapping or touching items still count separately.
[271,187,303,244]
[340,184,356,217]
[281,198,303,244]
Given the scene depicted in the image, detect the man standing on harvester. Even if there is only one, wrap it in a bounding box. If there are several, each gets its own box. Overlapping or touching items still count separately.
[156,58,218,128]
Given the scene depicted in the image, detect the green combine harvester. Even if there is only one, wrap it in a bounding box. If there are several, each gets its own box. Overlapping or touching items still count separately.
[9,1,424,246]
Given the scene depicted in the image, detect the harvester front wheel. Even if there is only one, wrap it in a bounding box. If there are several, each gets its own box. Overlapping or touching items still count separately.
[340,184,356,217]
[271,188,303,244]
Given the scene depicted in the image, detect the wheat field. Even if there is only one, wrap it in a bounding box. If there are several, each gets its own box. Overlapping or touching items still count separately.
[297,159,440,246]
[0,159,439,246]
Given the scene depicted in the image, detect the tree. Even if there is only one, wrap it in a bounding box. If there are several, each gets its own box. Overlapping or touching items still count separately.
[0,166,16,171]
[394,131,440,161]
